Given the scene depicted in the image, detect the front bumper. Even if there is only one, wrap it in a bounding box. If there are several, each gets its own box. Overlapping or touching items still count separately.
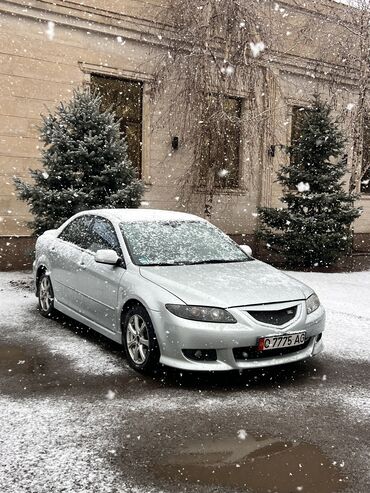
[150,301,325,371]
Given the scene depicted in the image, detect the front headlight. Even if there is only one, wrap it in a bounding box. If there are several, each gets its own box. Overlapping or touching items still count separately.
[306,293,320,314]
[165,304,237,323]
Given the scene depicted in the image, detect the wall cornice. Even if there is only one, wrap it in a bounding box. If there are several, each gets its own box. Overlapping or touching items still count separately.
[0,0,362,90]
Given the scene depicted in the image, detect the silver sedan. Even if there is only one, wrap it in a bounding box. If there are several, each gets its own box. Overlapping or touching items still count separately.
[34,209,325,373]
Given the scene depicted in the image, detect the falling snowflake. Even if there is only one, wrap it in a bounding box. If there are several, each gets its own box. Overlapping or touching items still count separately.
[250,41,266,58]
[218,169,229,177]
[346,103,355,111]
[106,390,115,400]
[46,21,55,41]
[296,182,310,192]
[221,64,235,76]
[42,172,49,179]
[225,65,235,76]
[237,429,247,440]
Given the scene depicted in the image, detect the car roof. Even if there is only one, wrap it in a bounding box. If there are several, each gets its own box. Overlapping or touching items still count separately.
[77,208,206,223]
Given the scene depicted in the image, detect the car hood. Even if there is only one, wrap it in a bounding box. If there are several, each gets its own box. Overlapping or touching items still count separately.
[139,260,313,307]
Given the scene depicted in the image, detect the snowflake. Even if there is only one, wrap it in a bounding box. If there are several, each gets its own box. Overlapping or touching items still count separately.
[106,390,115,400]
[296,182,310,192]
[46,21,55,41]
[237,429,247,440]
[249,41,266,58]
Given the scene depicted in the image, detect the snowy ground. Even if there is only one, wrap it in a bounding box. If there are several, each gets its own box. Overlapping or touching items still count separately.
[0,270,369,493]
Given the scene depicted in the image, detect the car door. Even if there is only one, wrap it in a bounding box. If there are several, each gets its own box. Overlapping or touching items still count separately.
[51,215,94,313]
[75,216,126,333]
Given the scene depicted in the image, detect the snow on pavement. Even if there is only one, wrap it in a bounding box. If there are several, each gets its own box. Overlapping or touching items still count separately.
[288,270,370,362]
[0,269,369,493]
[0,271,127,376]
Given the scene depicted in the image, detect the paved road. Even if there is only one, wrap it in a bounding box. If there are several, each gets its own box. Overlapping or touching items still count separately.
[0,272,369,493]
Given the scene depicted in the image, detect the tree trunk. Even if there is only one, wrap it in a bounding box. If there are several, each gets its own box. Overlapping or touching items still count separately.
[349,10,370,194]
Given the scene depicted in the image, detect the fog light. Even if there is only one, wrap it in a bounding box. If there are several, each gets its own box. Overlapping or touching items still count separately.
[183,349,217,361]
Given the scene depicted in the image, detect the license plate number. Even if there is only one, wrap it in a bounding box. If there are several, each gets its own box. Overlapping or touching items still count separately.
[257,332,306,351]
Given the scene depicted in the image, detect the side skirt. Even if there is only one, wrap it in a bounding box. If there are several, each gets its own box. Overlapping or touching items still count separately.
[54,299,122,344]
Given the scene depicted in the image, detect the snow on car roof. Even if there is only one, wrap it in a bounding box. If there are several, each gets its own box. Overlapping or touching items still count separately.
[81,208,205,223]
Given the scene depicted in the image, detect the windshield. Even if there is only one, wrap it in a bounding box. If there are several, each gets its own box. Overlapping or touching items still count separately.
[120,220,251,266]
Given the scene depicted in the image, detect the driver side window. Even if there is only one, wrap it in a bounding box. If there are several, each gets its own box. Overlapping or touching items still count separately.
[58,216,93,249]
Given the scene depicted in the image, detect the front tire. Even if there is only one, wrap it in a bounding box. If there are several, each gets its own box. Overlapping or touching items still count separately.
[122,304,160,374]
[38,273,56,317]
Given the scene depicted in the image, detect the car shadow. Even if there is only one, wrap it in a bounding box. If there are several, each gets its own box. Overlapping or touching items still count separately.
[45,308,326,393]
[152,358,325,392]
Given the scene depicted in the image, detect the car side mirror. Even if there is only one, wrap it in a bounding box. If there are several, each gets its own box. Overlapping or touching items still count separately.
[240,244,253,257]
[95,249,122,266]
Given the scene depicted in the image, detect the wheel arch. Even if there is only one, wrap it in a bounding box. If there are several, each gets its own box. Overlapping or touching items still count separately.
[120,298,148,332]
[35,265,48,296]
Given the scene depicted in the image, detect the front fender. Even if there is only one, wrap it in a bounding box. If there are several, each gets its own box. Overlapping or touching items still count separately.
[119,271,183,314]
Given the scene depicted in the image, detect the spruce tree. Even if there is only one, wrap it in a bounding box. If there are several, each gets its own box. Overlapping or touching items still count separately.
[258,96,361,268]
[15,88,144,235]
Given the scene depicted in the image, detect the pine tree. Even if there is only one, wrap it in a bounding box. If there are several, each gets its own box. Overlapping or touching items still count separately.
[258,96,361,268]
[15,88,144,235]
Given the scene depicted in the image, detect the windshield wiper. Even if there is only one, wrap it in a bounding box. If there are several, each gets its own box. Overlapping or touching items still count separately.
[140,258,251,267]
[186,258,249,265]
[140,262,188,267]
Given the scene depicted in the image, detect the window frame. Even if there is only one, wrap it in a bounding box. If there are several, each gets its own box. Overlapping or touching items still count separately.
[199,94,243,191]
[360,116,370,195]
[87,216,124,257]
[90,73,144,178]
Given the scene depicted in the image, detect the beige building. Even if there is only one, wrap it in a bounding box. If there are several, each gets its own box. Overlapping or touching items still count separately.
[0,0,369,269]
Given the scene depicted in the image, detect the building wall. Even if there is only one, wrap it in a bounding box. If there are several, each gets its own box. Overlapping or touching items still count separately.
[0,0,369,269]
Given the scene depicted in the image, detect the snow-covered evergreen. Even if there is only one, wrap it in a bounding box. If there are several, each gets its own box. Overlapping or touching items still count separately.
[14,88,144,235]
[258,96,361,267]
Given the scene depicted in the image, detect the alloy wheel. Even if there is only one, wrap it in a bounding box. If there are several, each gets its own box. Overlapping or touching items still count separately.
[126,314,150,365]
[39,276,53,312]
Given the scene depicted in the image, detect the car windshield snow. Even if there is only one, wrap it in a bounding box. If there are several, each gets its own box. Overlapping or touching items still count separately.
[120,220,251,266]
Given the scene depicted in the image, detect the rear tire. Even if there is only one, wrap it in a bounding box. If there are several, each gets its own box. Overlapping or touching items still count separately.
[122,303,160,374]
[38,273,56,317]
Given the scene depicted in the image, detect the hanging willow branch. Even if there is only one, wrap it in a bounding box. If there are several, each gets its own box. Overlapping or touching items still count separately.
[150,0,275,217]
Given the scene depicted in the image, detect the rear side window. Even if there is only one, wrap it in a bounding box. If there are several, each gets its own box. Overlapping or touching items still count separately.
[87,217,122,255]
[58,216,93,249]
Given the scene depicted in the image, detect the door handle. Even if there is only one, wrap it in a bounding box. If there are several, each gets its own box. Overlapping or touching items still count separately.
[79,262,86,270]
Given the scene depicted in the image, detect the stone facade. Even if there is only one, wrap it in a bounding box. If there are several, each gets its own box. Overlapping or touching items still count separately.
[0,0,369,269]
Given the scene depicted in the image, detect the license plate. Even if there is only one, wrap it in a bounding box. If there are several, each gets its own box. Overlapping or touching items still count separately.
[257,331,306,351]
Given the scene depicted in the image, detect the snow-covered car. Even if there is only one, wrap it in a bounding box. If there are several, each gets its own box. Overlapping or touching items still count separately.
[34,209,325,373]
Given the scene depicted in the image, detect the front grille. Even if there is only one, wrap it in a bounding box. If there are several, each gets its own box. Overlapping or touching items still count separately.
[233,337,311,361]
[246,306,297,326]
